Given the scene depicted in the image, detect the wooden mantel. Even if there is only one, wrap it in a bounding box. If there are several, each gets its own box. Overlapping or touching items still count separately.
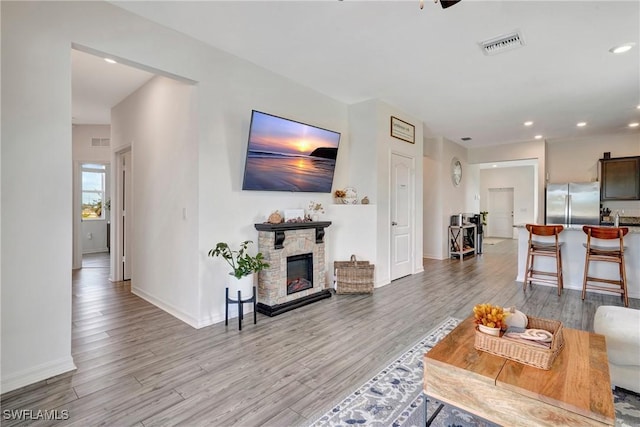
[254,221,332,249]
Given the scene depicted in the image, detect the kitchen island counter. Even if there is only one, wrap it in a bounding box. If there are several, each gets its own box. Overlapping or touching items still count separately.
[515,224,640,299]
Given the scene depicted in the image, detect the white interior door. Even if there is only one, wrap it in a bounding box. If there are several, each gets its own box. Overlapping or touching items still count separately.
[122,150,132,281]
[488,188,514,238]
[72,161,83,269]
[390,153,414,280]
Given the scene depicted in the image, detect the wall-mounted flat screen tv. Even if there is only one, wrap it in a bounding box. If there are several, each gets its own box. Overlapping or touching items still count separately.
[242,110,341,192]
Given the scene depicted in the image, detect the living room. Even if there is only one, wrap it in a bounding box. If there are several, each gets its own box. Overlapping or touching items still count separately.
[2,0,639,420]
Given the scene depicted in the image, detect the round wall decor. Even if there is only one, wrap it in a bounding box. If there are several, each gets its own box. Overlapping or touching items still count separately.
[451,157,462,187]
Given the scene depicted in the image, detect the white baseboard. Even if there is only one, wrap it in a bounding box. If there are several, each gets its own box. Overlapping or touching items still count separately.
[196,306,254,329]
[375,280,389,288]
[1,357,76,394]
[198,312,232,328]
[375,273,390,288]
[423,253,447,260]
[132,287,259,329]
[131,287,201,329]
[82,248,108,254]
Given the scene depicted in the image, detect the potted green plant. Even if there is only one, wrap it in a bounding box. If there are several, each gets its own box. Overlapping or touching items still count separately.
[208,240,269,279]
[480,211,488,226]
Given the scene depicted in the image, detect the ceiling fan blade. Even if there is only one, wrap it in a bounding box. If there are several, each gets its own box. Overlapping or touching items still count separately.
[440,0,462,8]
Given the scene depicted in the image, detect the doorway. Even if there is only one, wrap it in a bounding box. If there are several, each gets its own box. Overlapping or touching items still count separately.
[71,139,112,270]
[71,47,154,276]
[80,162,110,267]
[487,188,514,238]
[390,153,414,280]
[114,149,132,281]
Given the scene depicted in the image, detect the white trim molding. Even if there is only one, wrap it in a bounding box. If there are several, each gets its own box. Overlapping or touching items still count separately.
[1,357,76,394]
[131,287,201,329]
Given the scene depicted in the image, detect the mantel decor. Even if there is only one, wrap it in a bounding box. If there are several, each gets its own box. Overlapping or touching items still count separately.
[255,221,331,249]
[390,116,415,144]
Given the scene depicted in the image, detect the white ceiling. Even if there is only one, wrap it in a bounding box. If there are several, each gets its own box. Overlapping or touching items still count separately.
[72,49,154,125]
[79,1,639,148]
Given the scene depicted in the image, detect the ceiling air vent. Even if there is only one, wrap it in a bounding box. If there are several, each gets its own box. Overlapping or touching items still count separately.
[479,31,525,56]
[91,138,110,147]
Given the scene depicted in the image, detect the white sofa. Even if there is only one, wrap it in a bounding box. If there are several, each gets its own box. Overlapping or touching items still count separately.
[593,306,640,393]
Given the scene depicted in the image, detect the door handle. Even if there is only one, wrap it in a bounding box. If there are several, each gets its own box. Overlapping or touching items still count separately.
[391,221,398,226]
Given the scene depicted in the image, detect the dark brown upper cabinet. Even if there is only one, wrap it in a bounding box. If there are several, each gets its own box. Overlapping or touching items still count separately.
[600,156,640,200]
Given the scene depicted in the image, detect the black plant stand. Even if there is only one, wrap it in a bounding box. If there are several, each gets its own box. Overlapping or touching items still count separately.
[225,286,257,331]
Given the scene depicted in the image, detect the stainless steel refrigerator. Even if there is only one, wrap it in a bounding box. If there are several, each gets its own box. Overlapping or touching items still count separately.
[546,182,600,225]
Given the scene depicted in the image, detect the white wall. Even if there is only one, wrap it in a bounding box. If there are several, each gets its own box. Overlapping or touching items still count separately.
[546,132,639,183]
[1,1,356,391]
[326,205,379,285]
[111,76,200,326]
[424,131,636,260]
[425,138,544,257]
[195,68,350,328]
[469,139,546,224]
[2,1,76,392]
[423,137,473,259]
[467,133,639,229]
[547,132,640,216]
[422,137,444,259]
[378,101,425,279]
[81,220,109,254]
[465,163,481,214]
[480,166,536,238]
[346,101,377,202]
[346,99,424,283]
[72,124,110,160]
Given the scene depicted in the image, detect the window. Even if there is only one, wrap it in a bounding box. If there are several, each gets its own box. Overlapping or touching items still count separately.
[81,163,106,219]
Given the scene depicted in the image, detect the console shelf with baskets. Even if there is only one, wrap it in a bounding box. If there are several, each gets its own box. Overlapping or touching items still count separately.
[449,224,476,260]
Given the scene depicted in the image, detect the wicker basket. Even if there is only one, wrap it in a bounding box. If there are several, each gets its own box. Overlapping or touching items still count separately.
[334,255,375,294]
[474,315,564,370]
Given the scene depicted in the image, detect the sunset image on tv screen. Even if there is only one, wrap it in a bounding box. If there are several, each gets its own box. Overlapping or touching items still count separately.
[242,111,341,192]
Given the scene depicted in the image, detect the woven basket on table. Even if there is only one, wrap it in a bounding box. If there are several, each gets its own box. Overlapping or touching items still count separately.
[334,255,374,295]
[474,315,564,370]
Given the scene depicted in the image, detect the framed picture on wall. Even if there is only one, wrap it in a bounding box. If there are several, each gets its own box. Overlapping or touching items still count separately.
[390,116,415,144]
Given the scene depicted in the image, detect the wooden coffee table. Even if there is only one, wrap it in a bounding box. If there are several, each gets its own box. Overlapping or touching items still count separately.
[423,316,615,426]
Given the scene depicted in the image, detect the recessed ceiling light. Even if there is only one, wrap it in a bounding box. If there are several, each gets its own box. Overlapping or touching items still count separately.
[636,105,640,110]
[104,58,117,64]
[492,164,497,168]
[609,43,635,54]
[577,122,587,127]
[534,135,543,140]
[524,121,533,126]
[629,122,640,128]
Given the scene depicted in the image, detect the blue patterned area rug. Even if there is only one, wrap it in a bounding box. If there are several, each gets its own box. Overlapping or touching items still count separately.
[308,317,640,427]
[308,317,460,427]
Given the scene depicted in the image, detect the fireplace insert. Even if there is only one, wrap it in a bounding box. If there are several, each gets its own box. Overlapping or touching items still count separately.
[287,253,313,294]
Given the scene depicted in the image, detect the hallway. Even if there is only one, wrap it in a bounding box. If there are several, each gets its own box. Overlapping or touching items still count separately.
[81,252,110,269]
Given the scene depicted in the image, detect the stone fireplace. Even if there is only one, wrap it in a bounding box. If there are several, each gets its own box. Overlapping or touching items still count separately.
[255,221,332,316]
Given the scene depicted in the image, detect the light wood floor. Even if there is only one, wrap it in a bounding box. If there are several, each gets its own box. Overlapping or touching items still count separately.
[81,252,110,269]
[2,241,637,426]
